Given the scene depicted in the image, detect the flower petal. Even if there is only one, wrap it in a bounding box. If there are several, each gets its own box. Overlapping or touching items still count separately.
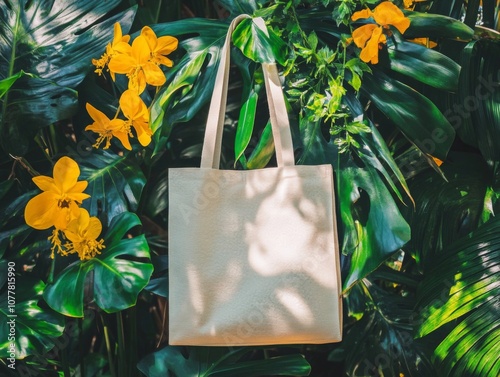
[352,8,373,21]
[86,103,111,127]
[360,26,385,64]
[352,24,378,48]
[53,157,82,193]
[119,90,147,120]
[109,54,137,75]
[156,36,178,55]
[24,191,59,230]
[373,2,410,33]
[132,35,151,65]
[32,176,57,193]
[143,62,166,87]
[87,217,103,239]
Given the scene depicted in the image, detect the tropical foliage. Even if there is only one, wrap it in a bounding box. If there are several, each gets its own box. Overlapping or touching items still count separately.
[0,0,499,376]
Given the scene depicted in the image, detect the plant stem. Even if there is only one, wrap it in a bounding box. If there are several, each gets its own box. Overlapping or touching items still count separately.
[102,315,117,377]
[79,317,85,377]
[117,311,127,377]
[61,318,71,377]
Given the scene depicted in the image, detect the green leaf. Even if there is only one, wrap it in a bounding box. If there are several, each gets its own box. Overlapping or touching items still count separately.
[404,11,474,40]
[297,118,337,165]
[0,75,78,155]
[137,346,311,377]
[0,71,30,98]
[43,212,153,317]
[0,277,64,358]
[340,161,411,290]
[362,70,455,161]
[247,122,275,169]
[0,0,136,154]
[416,215,500,376]
[386,38,461,91]
[233,18,277,64]
[358,120,412,204]
[340,279,434,376]
[77,150,146,222]
[149,20,228,150]
[453,39,500,185]
[403,152,489,267]
[235,90,259,165]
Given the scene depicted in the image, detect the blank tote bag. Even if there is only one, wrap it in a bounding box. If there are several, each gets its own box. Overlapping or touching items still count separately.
[168,15,342,346]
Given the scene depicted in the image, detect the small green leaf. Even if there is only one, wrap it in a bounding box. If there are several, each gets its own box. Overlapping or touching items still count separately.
[247,122,275,169]
[235,90,259,165]
[233,18,277,64]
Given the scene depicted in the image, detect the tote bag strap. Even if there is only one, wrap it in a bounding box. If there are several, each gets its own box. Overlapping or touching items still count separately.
[200,15,295,169]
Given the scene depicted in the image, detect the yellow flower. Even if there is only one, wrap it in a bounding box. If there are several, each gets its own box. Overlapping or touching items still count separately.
[107,26,178,94]
[140,26,178,67]
[85,103,132,150]
[85,90,152,150]
[108,35,165,94]
[92,22,131,78]
[351,2,411,64]
[24,157,90,231]
[64,208,105,261]
[113,90,152,148]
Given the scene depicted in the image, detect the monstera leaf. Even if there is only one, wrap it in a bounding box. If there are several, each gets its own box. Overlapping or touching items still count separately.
[0,276,64,358]
[43,212,153,317]
[0,0,136,154]
[77,149,146,222]
[149,19,228,147]
[137,346,311,377]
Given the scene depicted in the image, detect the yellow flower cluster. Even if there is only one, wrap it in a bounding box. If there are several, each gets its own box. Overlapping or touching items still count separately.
[87,23,178,150]
[24,157,105,261]
[351,2,411,64]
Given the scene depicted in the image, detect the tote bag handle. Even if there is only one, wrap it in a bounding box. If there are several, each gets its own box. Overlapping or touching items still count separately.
[200,15,295,169]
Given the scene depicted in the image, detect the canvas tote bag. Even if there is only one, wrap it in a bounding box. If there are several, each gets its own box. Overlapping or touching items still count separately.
[168,14,342,346]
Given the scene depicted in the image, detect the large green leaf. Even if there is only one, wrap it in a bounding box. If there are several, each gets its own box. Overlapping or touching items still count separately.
[338,279,434,377]
[0,277,64,358]
[403,152,490,267]
[362,70,455,161]
[1,74,78,155]
[0,0,134,86]
[385,37,461,91]
[0,0,136,154]
[453,39,500,186]
[404,11,474,40]
[339,161,411,290]
[78,150,146,222]
[416,215,500,376]
[43,212,153,317]
[137,346,311,377]
[149,19,228,148]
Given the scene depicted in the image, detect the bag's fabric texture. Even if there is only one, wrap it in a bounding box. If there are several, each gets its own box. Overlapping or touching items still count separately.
[168,14,342,346]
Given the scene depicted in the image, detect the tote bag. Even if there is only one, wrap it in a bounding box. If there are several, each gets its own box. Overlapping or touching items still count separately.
[168,15,342,346]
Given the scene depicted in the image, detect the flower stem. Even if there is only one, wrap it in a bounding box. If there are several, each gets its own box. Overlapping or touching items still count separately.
[102,315,117,377]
